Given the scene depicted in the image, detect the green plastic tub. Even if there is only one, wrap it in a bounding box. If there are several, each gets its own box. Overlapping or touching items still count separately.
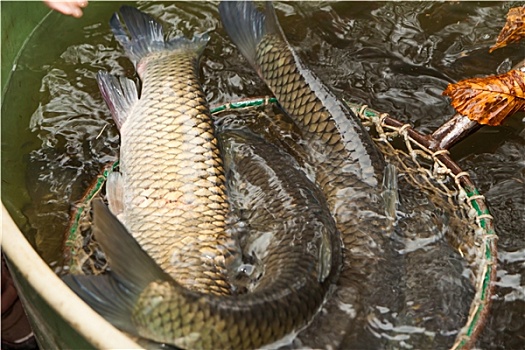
[1,2,140,348]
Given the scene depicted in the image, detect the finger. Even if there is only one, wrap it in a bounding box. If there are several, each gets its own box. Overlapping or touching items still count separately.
[44,1,84,18]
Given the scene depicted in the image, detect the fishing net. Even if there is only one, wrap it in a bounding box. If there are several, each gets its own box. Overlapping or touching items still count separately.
[64,97,496,350]
[344,102,497,350]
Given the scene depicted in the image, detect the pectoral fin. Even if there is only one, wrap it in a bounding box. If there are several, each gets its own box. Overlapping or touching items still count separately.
[106,171,125,219]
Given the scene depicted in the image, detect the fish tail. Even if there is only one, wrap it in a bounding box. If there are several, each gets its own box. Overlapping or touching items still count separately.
[218,1,283,71]
[96,71,138,129]
[110,5,209,68]
[62,273,136,334]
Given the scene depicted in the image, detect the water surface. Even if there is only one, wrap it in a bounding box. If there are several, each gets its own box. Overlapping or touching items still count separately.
[1,1,523,349]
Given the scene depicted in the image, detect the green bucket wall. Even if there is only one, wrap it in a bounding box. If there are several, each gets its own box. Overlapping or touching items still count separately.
[1,3,140,348]
[1,2,48,92]
[1,2,50,229]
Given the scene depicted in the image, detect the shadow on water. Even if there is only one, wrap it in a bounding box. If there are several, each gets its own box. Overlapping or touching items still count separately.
[1,1,523,349]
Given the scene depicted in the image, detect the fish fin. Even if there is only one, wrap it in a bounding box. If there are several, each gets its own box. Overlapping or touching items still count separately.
[64,199,171,332]
[96,71,138,129]
[262,1,290,43]
[381,163,399,221]
[110,5,209,68]
[62,273,137,334]
[106,171,125,218]
[219,1,266,69]
[218,1,283,70]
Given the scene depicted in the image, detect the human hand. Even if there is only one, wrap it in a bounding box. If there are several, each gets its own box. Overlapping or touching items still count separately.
[43,0,88,18]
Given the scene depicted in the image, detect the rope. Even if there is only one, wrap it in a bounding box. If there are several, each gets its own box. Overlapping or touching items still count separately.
[345,101,497,350]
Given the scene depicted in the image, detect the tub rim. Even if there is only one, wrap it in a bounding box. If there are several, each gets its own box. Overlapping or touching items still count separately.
[2,202,141,349]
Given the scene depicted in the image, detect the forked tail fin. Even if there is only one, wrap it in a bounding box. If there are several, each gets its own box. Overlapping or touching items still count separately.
[110,5,209,68]
[218,1,284,72]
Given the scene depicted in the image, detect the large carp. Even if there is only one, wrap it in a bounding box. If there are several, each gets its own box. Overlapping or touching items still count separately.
[65,6,341,349]
[97,5,236,295]
[219,2,399,348]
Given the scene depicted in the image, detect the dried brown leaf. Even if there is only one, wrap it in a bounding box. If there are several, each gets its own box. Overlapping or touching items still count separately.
[443,69,525,126]
[490,6,525,53]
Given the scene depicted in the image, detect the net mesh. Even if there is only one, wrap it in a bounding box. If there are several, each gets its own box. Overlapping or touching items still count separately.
[345,102,497,350]
[64,97,496,350]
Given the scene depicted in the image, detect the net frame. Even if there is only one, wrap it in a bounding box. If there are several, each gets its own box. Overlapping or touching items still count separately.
[65,96,497,350]
[344,101,497,350]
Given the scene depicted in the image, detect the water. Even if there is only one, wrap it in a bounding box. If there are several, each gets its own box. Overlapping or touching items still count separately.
[1,1,523,349]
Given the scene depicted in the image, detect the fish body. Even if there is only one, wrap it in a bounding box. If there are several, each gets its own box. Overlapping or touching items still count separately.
[98,6,237,295]
[219,1,388,270]
[65,125,341,349]
[219,2,397,347]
